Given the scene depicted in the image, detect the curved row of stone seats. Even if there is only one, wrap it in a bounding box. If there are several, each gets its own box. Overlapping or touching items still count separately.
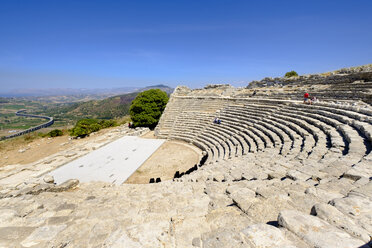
[223,104,313,159]
[228,106,296,153]
[272,111,363,172]
[199,120,244,160]
[275,111,344,153]
[157,96,371,180]
[289,102,372,143]
[206,119,251,157]
[168,112,212,138]
[156,97,227,137]
[284,106,368,158]
[240,101,370,172]
[221,114,277,153]
[265,116,315,157]
[281,104,371,159]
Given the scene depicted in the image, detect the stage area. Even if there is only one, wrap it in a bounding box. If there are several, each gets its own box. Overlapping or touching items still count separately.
[125,140,201,184]
[49,136,165,185]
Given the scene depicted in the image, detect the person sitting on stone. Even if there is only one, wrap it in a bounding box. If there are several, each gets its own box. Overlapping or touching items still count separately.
[214,117,218,124]
[311,96,318,104]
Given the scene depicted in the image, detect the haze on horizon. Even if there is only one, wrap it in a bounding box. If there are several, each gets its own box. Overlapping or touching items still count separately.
[0,0,371,92]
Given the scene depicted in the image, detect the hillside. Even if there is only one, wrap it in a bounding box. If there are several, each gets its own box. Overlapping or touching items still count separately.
[42,85,174,120]
[67,92,139,119]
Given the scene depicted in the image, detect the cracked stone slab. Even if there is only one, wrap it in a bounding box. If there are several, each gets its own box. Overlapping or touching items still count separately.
[241,224,296,248]
[20,224,67,247]
[311,203,370,242]
[278,210,365,248]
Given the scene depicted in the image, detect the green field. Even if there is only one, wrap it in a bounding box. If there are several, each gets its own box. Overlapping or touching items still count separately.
[0,94,134,138]
[0,100,50,137]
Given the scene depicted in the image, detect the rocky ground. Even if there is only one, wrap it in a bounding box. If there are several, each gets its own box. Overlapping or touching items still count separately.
[0,147,371,247]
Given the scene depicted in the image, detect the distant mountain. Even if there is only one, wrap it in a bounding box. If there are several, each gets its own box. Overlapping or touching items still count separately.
[0,87,136,97]
[141,84,174,94]
[0,85,174,103]
[42,85,174,119]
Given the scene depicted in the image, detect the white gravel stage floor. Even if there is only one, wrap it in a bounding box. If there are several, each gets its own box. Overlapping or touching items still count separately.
[49,136,165,185]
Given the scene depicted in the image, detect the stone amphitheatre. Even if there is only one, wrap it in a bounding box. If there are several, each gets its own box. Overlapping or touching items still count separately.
[0,65,372,247]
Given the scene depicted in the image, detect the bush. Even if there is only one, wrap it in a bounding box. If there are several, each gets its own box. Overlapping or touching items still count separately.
[69,118,118,137]
[99,119,117,128]
[284,71,298,78]
[48,129,63,137]
[129,89,169,128]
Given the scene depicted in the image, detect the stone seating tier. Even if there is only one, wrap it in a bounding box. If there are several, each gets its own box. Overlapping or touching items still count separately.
[156,94,371,175]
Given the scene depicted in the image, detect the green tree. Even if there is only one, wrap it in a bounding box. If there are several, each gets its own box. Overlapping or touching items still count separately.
[48,129,63,137]
[129,89,169,128]
[284,70,299,78]
[70,119,99,137]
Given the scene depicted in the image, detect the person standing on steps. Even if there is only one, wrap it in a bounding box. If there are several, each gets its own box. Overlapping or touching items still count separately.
[304,92,311,104]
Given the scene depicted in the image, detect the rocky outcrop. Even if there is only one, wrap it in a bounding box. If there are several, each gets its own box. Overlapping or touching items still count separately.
[247,64,372,88]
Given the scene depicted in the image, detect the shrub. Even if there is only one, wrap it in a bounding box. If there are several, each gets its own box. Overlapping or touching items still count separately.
[284,71,298,78]
[129,89,169,128]
[48,129,63,137]
[69,118,118,137]
[99,119,117,128]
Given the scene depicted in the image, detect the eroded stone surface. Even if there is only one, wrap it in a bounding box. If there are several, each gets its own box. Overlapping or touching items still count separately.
[278,210,365,248]
[241,224,296,248]
[311,203,370,242]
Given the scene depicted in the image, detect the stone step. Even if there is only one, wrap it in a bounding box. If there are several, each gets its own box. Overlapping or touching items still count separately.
[278,210,366,248]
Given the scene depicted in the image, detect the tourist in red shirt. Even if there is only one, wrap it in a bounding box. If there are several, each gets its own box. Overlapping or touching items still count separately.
[304,93,310,104]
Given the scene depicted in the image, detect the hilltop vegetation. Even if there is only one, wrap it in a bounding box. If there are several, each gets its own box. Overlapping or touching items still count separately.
[284,70,298,78]
[130,89,169,128]
[69,119,118,137]
[38,85,174,120]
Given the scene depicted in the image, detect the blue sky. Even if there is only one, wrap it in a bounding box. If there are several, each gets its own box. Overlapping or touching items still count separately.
[0,0,371,91]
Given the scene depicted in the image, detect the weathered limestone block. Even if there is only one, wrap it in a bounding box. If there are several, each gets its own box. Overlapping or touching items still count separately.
[43,175,54,184]
[201,229,247,248]
[205,207,253,232]
[20,224,67,247]
[50,179,79,192]
[64,151,77,158]
[330,195,372,219]
[0,226,35,247]
[241,224,296,248]
[28,183,55,195]
[278,210,365,248]
[103,229,142,248]
[343,160,372,181]
[286,170,310,181]
[0,209,18,226]
[124,220,172,247]
[204,182,233,210]
[304,187,344,203]
[311,203,370,242]
[174,216,210,247]
[349,181,372,200]
[227,187,258,214]
[255,186,288,199]
[329,195,372,234]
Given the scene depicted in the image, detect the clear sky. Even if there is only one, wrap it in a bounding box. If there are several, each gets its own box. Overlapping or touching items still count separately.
[0,0,371,91]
